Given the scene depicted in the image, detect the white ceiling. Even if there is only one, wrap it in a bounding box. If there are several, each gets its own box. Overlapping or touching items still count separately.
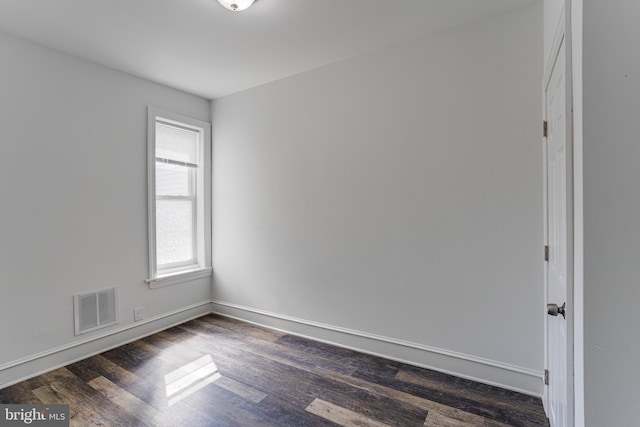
[0,0,536,99]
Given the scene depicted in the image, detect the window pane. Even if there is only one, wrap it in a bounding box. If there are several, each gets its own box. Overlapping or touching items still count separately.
[156,162,191,196]
[156,199,194,266]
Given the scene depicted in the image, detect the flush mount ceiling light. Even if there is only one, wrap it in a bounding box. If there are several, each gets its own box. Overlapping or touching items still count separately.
[217,0,255,12]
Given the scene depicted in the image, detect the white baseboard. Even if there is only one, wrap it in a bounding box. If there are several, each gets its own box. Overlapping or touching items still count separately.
[0,301,212,389]
[211,300,544,397]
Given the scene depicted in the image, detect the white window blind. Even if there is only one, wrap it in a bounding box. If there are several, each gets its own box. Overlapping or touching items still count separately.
[156,121,199,166]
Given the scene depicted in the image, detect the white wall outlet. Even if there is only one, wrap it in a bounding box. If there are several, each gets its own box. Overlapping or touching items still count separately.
[134,307,144,322]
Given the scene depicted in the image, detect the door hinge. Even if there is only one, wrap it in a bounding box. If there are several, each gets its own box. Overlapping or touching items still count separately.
[544,369,549,385]
[543,120,548,138]
[544,245,549,262]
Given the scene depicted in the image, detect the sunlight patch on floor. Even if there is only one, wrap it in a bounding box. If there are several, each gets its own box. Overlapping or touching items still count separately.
[164,354,221,406]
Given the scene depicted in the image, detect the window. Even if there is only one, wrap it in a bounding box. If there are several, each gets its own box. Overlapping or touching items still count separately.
[146,108,211,288]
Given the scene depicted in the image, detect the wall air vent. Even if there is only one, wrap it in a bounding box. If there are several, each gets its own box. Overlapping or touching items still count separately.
[73,287,118,335]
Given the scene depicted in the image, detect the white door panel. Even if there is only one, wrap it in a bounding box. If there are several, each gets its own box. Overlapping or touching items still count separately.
[546,39,570,427]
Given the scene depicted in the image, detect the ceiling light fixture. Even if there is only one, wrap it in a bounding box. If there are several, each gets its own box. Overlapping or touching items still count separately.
[217,0,255,12]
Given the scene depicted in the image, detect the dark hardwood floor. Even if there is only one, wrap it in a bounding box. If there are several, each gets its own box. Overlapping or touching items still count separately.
[0,314,549,426]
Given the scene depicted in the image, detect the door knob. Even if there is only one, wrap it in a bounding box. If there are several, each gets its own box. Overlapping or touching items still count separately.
[547,302,566,318]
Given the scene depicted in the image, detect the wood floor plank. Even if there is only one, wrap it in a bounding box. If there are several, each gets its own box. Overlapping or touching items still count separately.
[183,389,329,427]
[99,343,187,395]
[0,382,41,404]
[353,367,545,426]
[257,394,340,427]
[178,322,329,374]
[176,381,270,427]
[201,314,286,342]
[28,366,130,427]
[32,384,108,427]
[396,368,547,421]
[306,397,392,427]
[22,366,78,391]
[49,378,144,427]
[133,339,200,367]
[161,332,428,426]
[95,352,208,418]
[33,380,141,427]
[65,365,218,427]
[315,367,512,427]
[94,342,241,426]
[65,358,102,383]
[100,343,164,377]
[67,355,141,387]
[275,334,403,377]
[67,354,171,412]
[88,376,165,426]
[214,375,267,403]
[424,410,477,427]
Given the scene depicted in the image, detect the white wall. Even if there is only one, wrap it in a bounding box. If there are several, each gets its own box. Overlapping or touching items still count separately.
[583,1,640,425]
[212,3,543,393]
[0,31,211,386]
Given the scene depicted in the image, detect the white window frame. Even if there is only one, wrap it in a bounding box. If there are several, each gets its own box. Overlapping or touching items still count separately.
[145,107,212,289]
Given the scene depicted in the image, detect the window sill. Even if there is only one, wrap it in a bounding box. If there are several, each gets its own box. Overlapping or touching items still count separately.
[145,267,212,289]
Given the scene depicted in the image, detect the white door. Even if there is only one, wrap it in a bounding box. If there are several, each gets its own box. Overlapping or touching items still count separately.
[545,38,572,427]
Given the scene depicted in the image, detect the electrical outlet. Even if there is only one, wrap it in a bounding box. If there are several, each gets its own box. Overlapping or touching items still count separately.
[134,307,144,322]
